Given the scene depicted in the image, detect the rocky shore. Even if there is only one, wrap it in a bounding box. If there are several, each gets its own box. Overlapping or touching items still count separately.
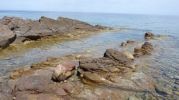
[0,32,175,100]
[0,16,111,49]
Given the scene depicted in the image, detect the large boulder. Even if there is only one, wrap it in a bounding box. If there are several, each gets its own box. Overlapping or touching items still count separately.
[0,24,16,48]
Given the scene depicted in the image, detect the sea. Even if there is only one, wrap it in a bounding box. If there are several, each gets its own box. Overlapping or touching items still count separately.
[0,11,179,98]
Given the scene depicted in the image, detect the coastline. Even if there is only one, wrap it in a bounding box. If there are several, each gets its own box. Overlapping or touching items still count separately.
[0,16,178,100]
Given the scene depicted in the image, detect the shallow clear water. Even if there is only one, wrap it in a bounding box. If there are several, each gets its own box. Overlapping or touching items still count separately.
[0,11,179,97]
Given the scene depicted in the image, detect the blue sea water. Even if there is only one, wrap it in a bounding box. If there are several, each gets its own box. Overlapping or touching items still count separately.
[0,11,179,98]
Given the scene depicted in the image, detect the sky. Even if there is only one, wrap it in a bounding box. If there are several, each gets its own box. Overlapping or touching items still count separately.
[0,0,179,15]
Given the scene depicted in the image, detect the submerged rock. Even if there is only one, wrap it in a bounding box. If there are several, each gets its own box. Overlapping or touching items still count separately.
[0,24,16,48]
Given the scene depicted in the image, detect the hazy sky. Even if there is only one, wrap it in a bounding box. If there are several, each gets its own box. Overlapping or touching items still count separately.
[0,0,179,15]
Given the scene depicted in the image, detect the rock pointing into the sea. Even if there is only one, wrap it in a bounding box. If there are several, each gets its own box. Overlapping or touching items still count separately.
[0,24,16,48]
[0,16,109,44]
[52,62,76,82]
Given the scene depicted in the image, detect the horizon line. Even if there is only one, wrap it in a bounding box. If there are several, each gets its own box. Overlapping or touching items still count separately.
[0,10,178,17]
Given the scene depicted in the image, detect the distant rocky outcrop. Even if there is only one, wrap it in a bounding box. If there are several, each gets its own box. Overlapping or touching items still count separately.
[0,16,110,49]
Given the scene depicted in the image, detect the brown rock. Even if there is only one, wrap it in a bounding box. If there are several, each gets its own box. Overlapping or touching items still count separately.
[15,75,52,92]
[145,32,154,40]
[104,49,134,64]
[126,40,135,44]
[79,49,135,85]
[0,16,107,43]
[0,93,12,100]
[79,57,122,73]
[0,24,16,48]
[15,92,64,100]
[134,42,153,57]
[9,66,31,79]
[81,72,111,84]
[141,42,153,55]
[95,25,112,30]
[57,17,98,31]
[133,47,143,57]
